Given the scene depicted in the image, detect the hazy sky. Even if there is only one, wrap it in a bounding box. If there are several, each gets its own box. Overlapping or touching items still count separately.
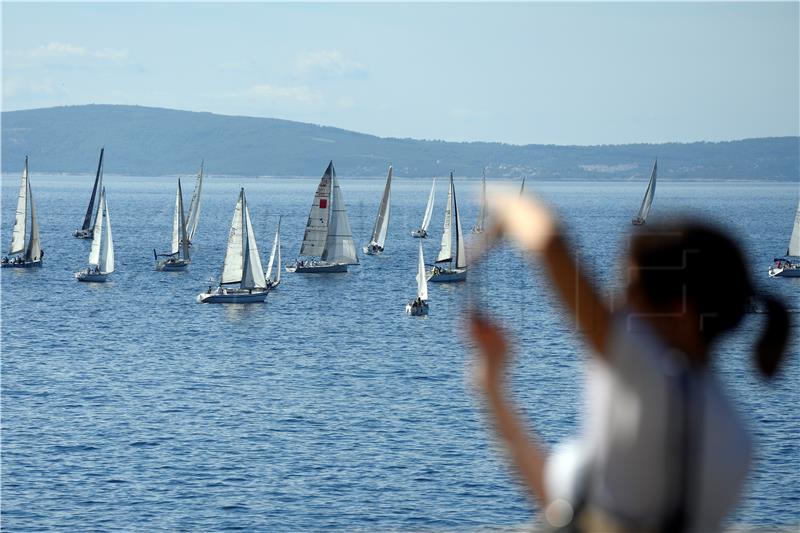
[2,2,798,145]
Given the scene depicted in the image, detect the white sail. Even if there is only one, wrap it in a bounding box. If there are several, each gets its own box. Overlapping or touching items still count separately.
[417,241,428,301]
[88,192,105,267]
[100,191,114,273]
[453,175,466,269]
[178,179,190,261]
[787,199,800,257]
[472,169,486,233]
[321,166,358,265]
[186,160,203,241]
[299,163,333,257]
[266,217,281,282]
[241,194,267,289]
[25,178,41,262]
[636,160,657,222]
[220,190,245,284]
[170,182,181,255]
[421,179,436,232]
[81,148,104,231]
[9,157,28,255]
[369,165,393,248]
[436,177,454,263]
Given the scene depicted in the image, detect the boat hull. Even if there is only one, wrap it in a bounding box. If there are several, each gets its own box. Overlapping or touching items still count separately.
[769,266,800,277]
[286,261,348,273]
[428,268,467,283]
[75,270,109,282]
[197,288,269,304]
[1,258,43,269]
[411,229,428,238]
[155,259,190,271]
[363,245,384,255]
[631,217,645,226]
[73,228,93,239]
[405,301,429,316]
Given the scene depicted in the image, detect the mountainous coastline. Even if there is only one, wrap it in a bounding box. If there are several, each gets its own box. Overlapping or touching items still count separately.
[2,105,798,180]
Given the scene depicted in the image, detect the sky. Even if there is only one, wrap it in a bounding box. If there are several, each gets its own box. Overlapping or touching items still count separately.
[2,2,798,145]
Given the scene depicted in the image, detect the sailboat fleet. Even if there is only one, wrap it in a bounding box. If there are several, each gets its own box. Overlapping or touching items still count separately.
[5,153,795,307]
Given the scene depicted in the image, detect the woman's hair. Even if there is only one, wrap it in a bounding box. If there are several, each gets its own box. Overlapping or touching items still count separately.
[629,221,790,378]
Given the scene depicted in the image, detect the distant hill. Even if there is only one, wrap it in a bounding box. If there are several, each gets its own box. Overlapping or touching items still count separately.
[2,104,798,180]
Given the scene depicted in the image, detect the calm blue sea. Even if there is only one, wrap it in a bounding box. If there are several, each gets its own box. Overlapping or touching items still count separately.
[2,172,798,531]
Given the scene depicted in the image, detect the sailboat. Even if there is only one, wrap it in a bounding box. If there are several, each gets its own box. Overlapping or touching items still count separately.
[364,165,392,255]
[197,188,269,303]
[768,199,800,277]
[428,172,467,282]
[286,161,358,273]
[74,148,104,239]
[2,157,43,268]
[471,169,487,234]
[75,188,114,282]
[186,160,204,244]
[406,241,429,316]
[265,216,282,289]
[632,159,657,225]
[412,178,436,238]
[154,179,190,271]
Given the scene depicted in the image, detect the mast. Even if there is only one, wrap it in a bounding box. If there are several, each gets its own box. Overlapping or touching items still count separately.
[787,199,800,257]
[100,190,114,273]
[321,163,358,264]
[81,148,104,231]
[299,163,332,258]
[436,174,454,264]
[9,157,28,255]
[186,160,204,241]
[421,178,436,232]
[369,165,393,248]
[220,189,245,284]
[636,159,657,222]
[453,173,466,269]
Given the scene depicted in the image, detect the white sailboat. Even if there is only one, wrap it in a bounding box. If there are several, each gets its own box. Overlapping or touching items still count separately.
[364,165,393,255]
[412,178,436,238]
[197,188,269,303]
[428,172,467,282]
[406,241,429,316]
[286,161,358,273]
[2,157,43,268]
[266,216,282,289]
[632,159,657,225]
[471,169,487,234]
[186,160,204,244]
[74,148,104,239]
[155,179,191,271]
[75,188,114,282]
[768,199,800,278]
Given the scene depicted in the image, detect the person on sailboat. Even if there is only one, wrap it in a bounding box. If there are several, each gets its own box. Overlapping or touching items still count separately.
[469,193,791,532]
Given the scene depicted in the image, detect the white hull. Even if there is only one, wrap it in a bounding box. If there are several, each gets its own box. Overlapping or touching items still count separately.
[75,269,109,282]
[1,258,43,269]
[73,228,93,239]
[197,288,268,304]
[769,266,800,277]
[155,258,190,271]
[405,301,429,316]
[411,229,428,238]
[427,267,467,283]
[286,261,348,273]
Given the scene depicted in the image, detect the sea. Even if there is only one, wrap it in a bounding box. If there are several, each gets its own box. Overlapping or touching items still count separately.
[2,173,798,531]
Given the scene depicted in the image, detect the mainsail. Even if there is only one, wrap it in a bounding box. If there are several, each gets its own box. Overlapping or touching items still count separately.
[81,148,104,231]
[421,179,436,232]
[436,176,454,263]
[9,157,28,255]
[100,191,114,274]
[186,160,204,242]
[635,160,658,222]
[299,163,333,257]
[321,164,358,265]
[220,190,245,284]
[88,191,106,267]
[417,241,428,301]
[369,165,393,248]
[472,169,487,233]
[24,178,41,263]
[241,193,266,290]
[787,199,800,257]
[266,217,281,283]
[452,174,466,269]
[169,179,190,260]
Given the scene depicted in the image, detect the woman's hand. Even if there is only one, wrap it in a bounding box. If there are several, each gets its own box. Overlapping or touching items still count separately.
[469,313,511,394]
[486,191,557,253]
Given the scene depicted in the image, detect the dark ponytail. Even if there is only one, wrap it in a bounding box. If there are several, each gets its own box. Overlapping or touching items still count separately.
[755,295,790,378]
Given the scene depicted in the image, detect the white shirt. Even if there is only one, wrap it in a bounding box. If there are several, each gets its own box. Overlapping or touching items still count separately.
[545,315,752,532]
